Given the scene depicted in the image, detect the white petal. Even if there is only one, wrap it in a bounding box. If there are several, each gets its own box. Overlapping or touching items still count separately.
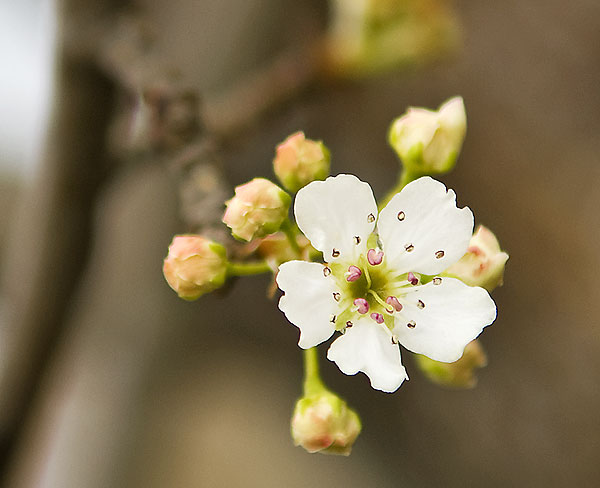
[327,319,408,393]
[393,277,496,362]
[277,261,339,348]
[294,174,377,262]
[378,177,473,275]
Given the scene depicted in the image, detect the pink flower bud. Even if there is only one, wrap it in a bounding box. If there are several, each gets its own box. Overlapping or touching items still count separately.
[388,97,466,175]
[273,132,330,193]
[443,225,509,292]
[223,178,291,241]
[291,392,361,456]
[250,232,310,265]
[162,235,228,300]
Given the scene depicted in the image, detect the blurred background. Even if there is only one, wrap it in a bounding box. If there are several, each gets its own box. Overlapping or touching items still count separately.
[1,0,599,486]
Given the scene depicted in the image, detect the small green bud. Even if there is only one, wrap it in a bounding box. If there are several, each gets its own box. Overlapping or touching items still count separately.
[324,0,460,78]
[223,178,291,241]
[388,96,467,175]
[273,132,330,193]
[415,340,487,389]
[162,235,228,300]
[291,391,361,456]
[443,225,509,292]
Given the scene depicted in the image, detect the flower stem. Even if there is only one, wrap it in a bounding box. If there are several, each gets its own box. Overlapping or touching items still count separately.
[227,261,272,276]
[303,347,327,396]
[281,218,302,256]
[379,168,424,209]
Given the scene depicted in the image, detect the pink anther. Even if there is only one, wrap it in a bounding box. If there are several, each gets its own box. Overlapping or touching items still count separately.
[370,312,384,324]
[367,248,384,265]
[353,298,369,314]
[385,296,403,312]
[346,265,362,282]
[407,272,418,285]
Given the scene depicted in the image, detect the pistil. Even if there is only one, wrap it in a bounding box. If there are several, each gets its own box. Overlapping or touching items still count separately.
[368,289,394,314]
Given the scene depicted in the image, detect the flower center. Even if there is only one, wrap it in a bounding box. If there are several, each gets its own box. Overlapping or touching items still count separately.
[329,250,420,332]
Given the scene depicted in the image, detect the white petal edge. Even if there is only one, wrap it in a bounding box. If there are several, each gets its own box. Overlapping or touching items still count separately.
[277,260,339,349]
[378,177,473,275]
[294,174,377,263]
[327,319,408,393]
[393,277,496,362]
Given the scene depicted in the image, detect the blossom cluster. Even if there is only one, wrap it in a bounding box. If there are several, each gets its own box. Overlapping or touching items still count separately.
[161,97,508,455]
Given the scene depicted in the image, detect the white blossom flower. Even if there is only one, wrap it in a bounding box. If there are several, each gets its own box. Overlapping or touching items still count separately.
[276,174,497,393]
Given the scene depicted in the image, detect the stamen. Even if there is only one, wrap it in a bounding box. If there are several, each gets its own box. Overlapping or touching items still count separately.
[397,211,405,221]
[330,315,337,324]
[354,236,361,245]
[407,320,416,328]
[353,298,369,314]
[404,243,414,252]
[332,292,341,302]
[432,277,442,285]
[346,321,353,327]
[332,248,340,258]
[367,248,384,265]
[367,213,376,223]
[391,335,399,344]
[417,300,425,309]
[386,296,403,312]
[323,266,331,277]
[435,250,445,259]
[370,312,384,324]
[407,272,419,285]
[374,320,396,342]
[345,265,362,282]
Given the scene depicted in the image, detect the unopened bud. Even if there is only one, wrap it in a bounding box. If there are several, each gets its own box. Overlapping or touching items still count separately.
[443,225,509,292]
[223,178,291,241]
[291,391,361,456]
[253,231,310,265]
[324,0,459,78]
[162,235,227,300]
[388,96,466,175]
[415,340,487,389]
[273,132,330,193]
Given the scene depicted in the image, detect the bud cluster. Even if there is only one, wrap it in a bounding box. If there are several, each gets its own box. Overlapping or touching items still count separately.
[160,97,508,456]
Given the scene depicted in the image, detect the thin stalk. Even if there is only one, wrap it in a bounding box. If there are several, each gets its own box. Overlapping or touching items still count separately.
[303,347,326,396]
[281,219,301,256]
[227,261,272,277]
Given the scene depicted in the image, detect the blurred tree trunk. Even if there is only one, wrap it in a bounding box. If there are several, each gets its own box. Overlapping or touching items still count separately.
[1,0,307,486]
[0,0,117,478]
[3,0,600,487]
